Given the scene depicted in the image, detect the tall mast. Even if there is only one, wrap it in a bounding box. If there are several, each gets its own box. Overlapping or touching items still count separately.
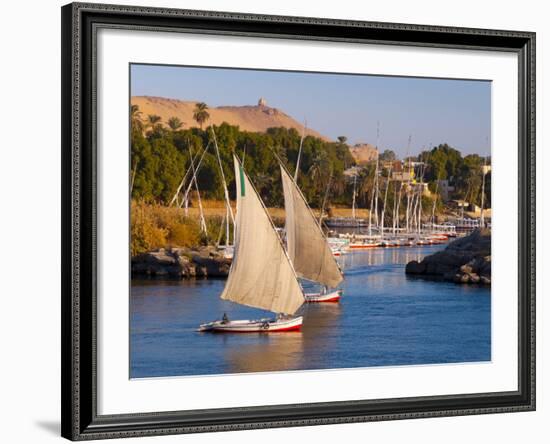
[480,156,487,228]
[169,145,204,207]
[130,160,137,196]
[416,163,425,234]
[430,146,439,231]
[210,128,235,225]
[368,160,376,236]
[179,144,210,212]
[395,182,402,235]
[225,206,230,247]
[189,147,207,235]
[294,119,307,182]
[215,213,226,247]
[405,190,411,234]
[431,178,439,229]
[351,173,357,219]
[392,176,399,235]
[368,180,373,236]
[374,121,381,229]
[380,161,392,237]
[405,135,412,233]
[319,173,332,225]
[391,180,396,235]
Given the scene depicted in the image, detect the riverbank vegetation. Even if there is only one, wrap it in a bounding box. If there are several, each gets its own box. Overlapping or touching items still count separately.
[130,105,491,254]
[131,105,490,210]
[131,105,355,208]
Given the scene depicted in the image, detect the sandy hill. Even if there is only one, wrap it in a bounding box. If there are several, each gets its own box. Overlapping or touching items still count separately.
[131,96,329,141]
[349,143,379,165]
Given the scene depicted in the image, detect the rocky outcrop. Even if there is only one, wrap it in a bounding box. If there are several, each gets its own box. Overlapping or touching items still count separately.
[405,229,491,285]
[132,246,231,279]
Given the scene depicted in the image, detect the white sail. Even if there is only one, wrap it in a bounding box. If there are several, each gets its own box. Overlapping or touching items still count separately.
[220,156,305,315]
[280,165,344,288]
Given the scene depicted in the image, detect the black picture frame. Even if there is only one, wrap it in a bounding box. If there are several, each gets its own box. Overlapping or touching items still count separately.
[61,2,536,440]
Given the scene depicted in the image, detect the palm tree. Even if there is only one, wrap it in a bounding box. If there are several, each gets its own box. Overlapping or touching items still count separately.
[167,116,183,131]
[130,104,144,133]
[331,174,346,198]
[358,166,375,206]
[146,114,162,128]
[337,136,348,144]
[145,114,165,137]
[193,102,210,129]
[146,114,161,133]
[307,151,330,205]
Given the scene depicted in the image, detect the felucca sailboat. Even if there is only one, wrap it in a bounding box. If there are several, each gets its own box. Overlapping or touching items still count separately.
[280,165,344,303]
[199,156,305,333]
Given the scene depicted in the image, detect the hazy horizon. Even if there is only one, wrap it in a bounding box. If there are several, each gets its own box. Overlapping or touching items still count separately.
[131,64,491,157]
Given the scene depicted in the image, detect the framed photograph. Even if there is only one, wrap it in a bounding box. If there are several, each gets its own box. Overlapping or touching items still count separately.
[61,2,536,440]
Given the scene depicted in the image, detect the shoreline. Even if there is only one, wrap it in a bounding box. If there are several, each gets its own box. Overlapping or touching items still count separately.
[132,246,230,279]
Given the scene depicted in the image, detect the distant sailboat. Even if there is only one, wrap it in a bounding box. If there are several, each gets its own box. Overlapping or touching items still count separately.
[280,165,344,303]
[199,156,305,333]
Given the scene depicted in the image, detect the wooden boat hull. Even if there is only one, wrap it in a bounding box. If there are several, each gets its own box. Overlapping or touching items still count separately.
[198,316,303,333]
[304,289,342,303]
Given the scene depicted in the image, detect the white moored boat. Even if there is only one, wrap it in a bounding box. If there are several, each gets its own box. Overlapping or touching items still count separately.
[304,289,342,303]
[280,165,345,303]
[199,156,305,334]
[349,240,380,249]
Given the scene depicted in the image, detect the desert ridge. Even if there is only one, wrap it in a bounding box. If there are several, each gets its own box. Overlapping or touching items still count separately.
[131,95,329,140]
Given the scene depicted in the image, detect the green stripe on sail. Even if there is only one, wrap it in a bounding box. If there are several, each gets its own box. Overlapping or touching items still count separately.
[239,165,245,197]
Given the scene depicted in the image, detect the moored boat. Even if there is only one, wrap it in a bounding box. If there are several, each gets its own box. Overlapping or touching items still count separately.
[380,238,402,248]
[415,238,430,246]
[218,245,234,259]
[324,217,369,228]
[349,240,380,249]
[280,164,344,303]
[304,289,342,303]
[328,237,349,257]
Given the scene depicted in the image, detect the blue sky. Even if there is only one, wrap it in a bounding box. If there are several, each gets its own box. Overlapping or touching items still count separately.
[131,64,491,157]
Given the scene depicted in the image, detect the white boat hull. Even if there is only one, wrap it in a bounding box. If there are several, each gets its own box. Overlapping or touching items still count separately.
[304,289,342,303]
[199,316,303,333]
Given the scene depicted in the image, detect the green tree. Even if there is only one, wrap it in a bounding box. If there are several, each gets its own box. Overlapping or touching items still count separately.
[379,149,397,162]
[167,116,183,131]
[130,104,144,134]
[193,102,210,129]
[129,121,488,212]
[146,114,162,128]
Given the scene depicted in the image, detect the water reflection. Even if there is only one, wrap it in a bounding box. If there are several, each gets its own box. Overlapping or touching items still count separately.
[224,304,342,373]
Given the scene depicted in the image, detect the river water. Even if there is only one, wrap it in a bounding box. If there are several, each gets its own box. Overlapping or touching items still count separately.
[130,244,491,378]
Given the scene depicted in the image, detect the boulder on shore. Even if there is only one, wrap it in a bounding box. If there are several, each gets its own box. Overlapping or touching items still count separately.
[405,229,491,285]
[131,246,231,279]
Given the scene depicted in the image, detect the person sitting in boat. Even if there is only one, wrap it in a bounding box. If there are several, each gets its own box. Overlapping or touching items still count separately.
[221,312,229,324]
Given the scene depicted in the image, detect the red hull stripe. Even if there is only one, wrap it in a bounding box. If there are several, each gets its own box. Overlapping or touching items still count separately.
[306,296,340,303]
